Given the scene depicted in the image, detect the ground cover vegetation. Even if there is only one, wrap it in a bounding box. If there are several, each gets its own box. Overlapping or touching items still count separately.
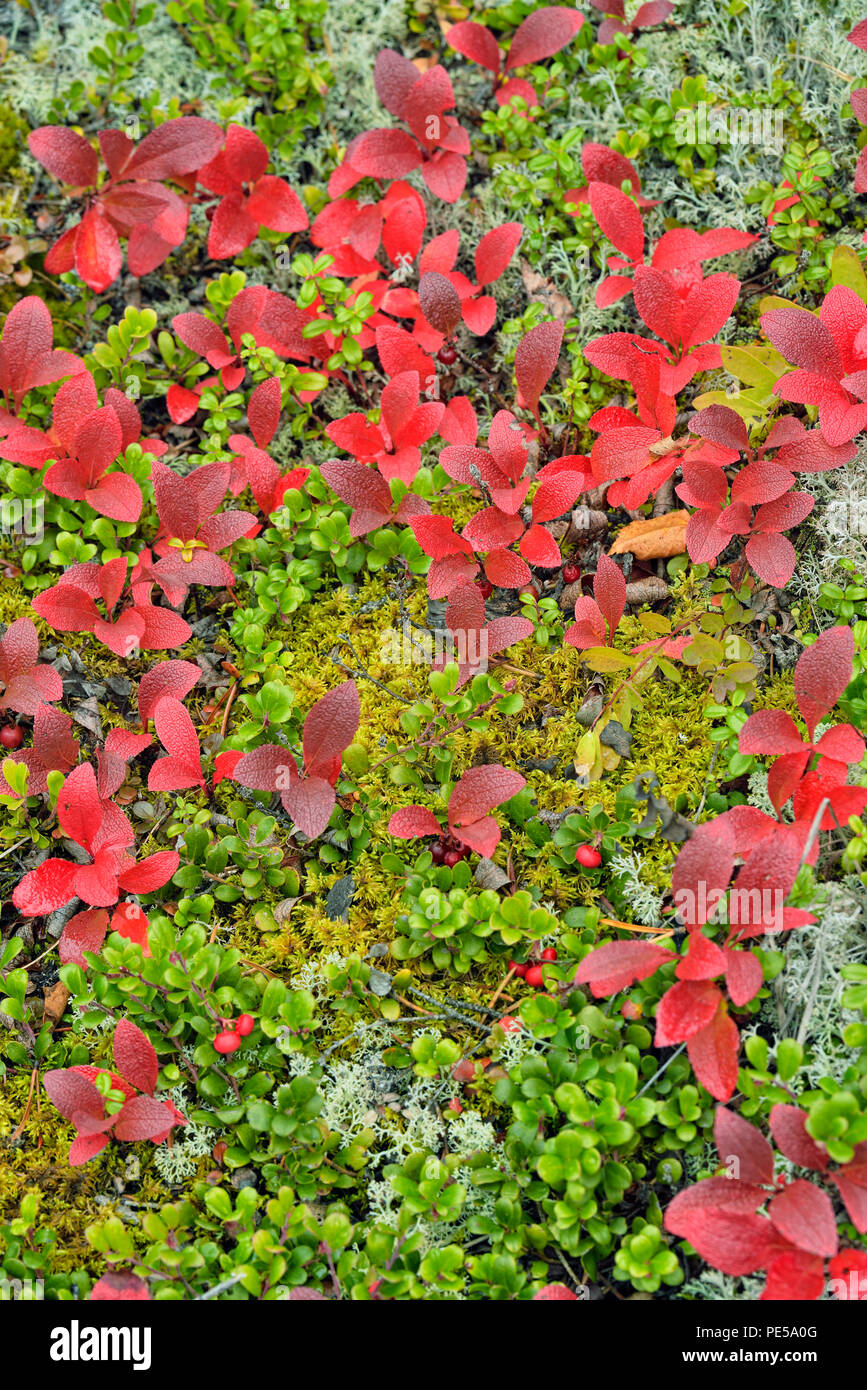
[1,0,867,1303]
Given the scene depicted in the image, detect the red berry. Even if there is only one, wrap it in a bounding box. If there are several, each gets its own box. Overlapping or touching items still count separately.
[447,1098,463,1114]
[0,724,23,749]
[541,947,558,961]
[499,1015,522,1033]
[430,841,446,864]
[476,580,494,599]
[236,1014,255,1036]
[437,344,457,366]
[525,964,544,987]
[575,844,602,868]
[621,1000,642,1021]
[509,959,527,977]
[562,563,581,584]
[214,1030,241,1055]
[518,585,539,604]
[444,850,462,868]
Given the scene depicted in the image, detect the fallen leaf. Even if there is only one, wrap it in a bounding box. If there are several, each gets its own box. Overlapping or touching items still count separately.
[43,981,70,1028]
[625,575,670,604]
[520,259,575,322]
[609,511,689,561]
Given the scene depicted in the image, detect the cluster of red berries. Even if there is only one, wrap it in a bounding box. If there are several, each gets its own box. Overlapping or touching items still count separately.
[0,724,23,750]
[561,562,581,584]
[511,947,557,989]
[575,843,602,868]
[213,1014,255,1055]
[430,835,470,868]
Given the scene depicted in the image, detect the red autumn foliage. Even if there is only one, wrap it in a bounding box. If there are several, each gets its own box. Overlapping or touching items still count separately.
[32,557,192,658]
[446,7,585,108]
[0,617,63,715]
[589,0,675,46]
[230,681,360,839]
[168,286,310,418]
[388,764,526,858]
[320,457,431,536]
[762,286,867,446]
[196,123,308,258]
[664,1105,867,1299]
[225,375,309,514]
[330,50,471,204]
[564,552,626,649]
[326,370,444,484]
[676,405,853,587]
[142,459,256,605]
[43,1018,185,1165]
[436,578,535,685]
[29,118,225,292]
[0,296,86,418]
[584,179,755,310]
[738,625,866,812]
[12,762,178,916]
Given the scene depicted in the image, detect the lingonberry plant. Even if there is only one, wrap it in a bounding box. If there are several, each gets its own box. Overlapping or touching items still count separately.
[2,1,867,1310]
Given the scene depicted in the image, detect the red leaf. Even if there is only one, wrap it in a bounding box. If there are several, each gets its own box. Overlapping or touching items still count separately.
[419,271,463,336]
[43,1068,106,1124]
[475,223,522,286]
[520,523,561,567]
[828,1249,867,1299]
[231,744,294,792]
[769,1105,829,1171]
[655,979,722,1045]
[738,707,804,754]
[831,1166,867,1233]
[714,1106,775,1184]
[302,681,360,776]
[138,659,200,724]
[28,127,98,186]
[373,48,420,118]
[246,176,308,233]
[768,1180,838,1257]
[794,625,854,740]
[677,1210,780,1276]
[148,697,204,790]
[388,806,442,838]
[12,856,82,922]
[59,909,110,967]
[74,208,122,293]
[247,376,282,449]
[760,1249,825,1301]
[448,765,525,826]
[593,553,626,641]
[421,151,467,204]
[506,6,584,69]
[446,20,501,72]
[589,183,644,264]
[351,129,422,180]
[452,814,502,858]
[671,820,734,928]
[515,321,563,416]
[574,940,677,997]
[122,117,224,181]
[685,1001,739,1100]
[281,775,336,840]
[664,1177,768,1237]
[90,1273,151,1301]
[114,1019,158,1094]
[114,1094,180,1142]
[723,946,764,1007]
[484,548,531,588]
